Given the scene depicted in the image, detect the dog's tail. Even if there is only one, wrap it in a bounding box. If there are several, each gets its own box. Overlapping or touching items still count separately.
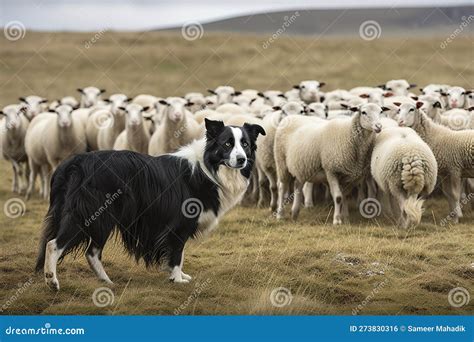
[35,156,83,272]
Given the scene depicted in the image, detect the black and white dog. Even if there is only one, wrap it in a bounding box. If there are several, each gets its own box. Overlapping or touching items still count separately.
[35,119,265,290]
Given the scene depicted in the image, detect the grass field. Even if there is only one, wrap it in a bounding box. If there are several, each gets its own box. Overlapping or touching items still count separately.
[0,31,473,315]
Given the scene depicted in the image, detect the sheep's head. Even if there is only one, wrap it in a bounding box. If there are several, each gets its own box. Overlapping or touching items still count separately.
[358,89,384,105]
[18,95,48,120]
[208,86,237,105]
[380,79,416,96]
[77,87,105,108]
[204,95,218,109]
[160,97,189,123]
[418,94,443,119]
[466,90,474,108]
[351,103,385,133]
[52,104,74,128]
[259,90,286,106]
[107,94,130,115]
[443,86,466,109]
[396,102,423,127]
[118,103,149,127]
[294,80,325,103]
[421,84,450,96]
[0,105,24,130]
[185,94,206,113]
[60,96,79,109]
[306,103,327,119]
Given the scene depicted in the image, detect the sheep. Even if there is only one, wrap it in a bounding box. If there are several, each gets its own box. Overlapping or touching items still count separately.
[275,103,385,223]
[255,102,307,210]
[323,89,352,104]
[284,88,301,101]
[371,124,437,228]
[421,84,450,95]
[306,103,327,119]
[25,104,87,199]
[293,80,325,103]
[215,103,247,115]
[418,94,444,122]
[204,95,218,109]
[258,90,287,106]
[466,90,474,108]
[207,86,239,105]
[350,87,385,105]
[18,96,48,121]
[184,92,207,113]
[85,94,130,150]
[0,105,30,193]
[148,97,203,156]
[77,87,106,108]
[379,79,416,96]
[443,86,467,109]
[397,102,474,223]
[193,108,220,125]
[440,108,472,131]
[48,96,79,111]
[113,103,151,154]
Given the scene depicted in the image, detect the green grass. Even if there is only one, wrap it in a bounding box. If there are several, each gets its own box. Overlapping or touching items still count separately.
[0,32,473,315]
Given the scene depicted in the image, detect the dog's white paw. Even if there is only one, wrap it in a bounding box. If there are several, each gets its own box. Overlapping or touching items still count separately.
[181,272,192,281]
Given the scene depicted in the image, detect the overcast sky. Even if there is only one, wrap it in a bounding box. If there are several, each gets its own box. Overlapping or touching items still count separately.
[1,0,470,31]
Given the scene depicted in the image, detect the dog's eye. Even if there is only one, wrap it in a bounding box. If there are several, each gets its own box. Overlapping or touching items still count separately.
[242,141,249,147]
[225,142,232,147]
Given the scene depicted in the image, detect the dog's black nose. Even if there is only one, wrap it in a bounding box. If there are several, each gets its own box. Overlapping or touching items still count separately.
[237,156,246,165]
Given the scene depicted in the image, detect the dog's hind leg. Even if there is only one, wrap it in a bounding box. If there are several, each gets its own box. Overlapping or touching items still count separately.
[44,239,64,291]
[168,235,190,284]
[179,250,192,281]
[86,243,113,284]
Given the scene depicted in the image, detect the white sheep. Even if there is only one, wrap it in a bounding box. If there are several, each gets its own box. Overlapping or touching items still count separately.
[85,94,129,150]
[293,80,325,103]
[215,103,247,115]
[350,87,385,105]
[306,103,327,119]
[397,102,474,223]
[184,92,207,113]
[148,97,203,156]
[274,103,384,223]
[0,105,30,193]
[443,86,467,109]
[371,124,437,228]
[77,87,106,108]
[258,90,287,106]
[18,96,48,121]
[439,108,472,131]
[113,103,151,154]
[379,79,416,96]
[25,104,87,199]
[48,96,79,111]
[207,86,238,105]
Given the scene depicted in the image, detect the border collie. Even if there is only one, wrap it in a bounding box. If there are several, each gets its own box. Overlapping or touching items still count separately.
[35,119,265,290]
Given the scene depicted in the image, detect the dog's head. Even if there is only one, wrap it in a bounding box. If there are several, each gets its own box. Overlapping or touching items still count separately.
[204,119,265,177]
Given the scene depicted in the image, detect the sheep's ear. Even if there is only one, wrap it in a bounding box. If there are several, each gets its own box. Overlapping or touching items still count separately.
[205,100,214,105]
[205,119,225,138]
[19,97,27,103]
[272,106,281,111]
[185,102,194,107]
[381,106,390,112]
[359,94,370,99]
[100,89,106,94]
[393,102,402,107]
[377,84,386,89]
[233,91,242,96]
[416,101,423,109]
[409,84,417,89]
[125,97,133,102]
[118,106,126,111]
[350,107,359,112]
[320,96,325,102]
[468,107,474,111]
[319,82,326,88]
[293,85,300,89]
[278,94,286,98]
[383,92,394,98]
[440,92,447,96]
[340,103,349,109]
[207,89,217,95]
[77,88,83,93]
[159,100,169,106]
[72,104,80,110]
[243,123,266,142]
[0,111,4,116]
[410,96,418,101]
[419,88,424,93]
[433,101,442,108]
[103,99,111,103]
[40,98,48,104]
[142,106,150,112]
[48,109,56,113]
[257,92,265,97]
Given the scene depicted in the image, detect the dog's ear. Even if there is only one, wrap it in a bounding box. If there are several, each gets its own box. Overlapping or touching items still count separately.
[243,123,266,143]
[205,119,225,138]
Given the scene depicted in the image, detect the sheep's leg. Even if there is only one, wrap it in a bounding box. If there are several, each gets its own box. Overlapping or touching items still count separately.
[256,167,267,208]
[393,192,408,228]
[342,193,350,221]
[291,180,304,220]
[11,162,19,193]
[267,172,278,213]
[367,177,377,199]
[42,164,54,200]
[303,182,314,208]
[442,174,462,224]
[356,179,367,205]
[326,172,343,225]
[25,160,39,200]
[276,181,290,219]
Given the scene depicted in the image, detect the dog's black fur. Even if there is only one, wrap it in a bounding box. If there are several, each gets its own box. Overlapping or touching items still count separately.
[35,119,265,277]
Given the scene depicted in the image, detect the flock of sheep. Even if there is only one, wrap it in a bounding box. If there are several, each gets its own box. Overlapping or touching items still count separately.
[1,80,473,228]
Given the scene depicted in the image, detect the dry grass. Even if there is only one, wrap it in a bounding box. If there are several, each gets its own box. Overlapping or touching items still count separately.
[0,32,473,315]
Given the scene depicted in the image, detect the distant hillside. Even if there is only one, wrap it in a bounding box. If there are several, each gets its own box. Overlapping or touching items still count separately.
[162,6,473,36]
